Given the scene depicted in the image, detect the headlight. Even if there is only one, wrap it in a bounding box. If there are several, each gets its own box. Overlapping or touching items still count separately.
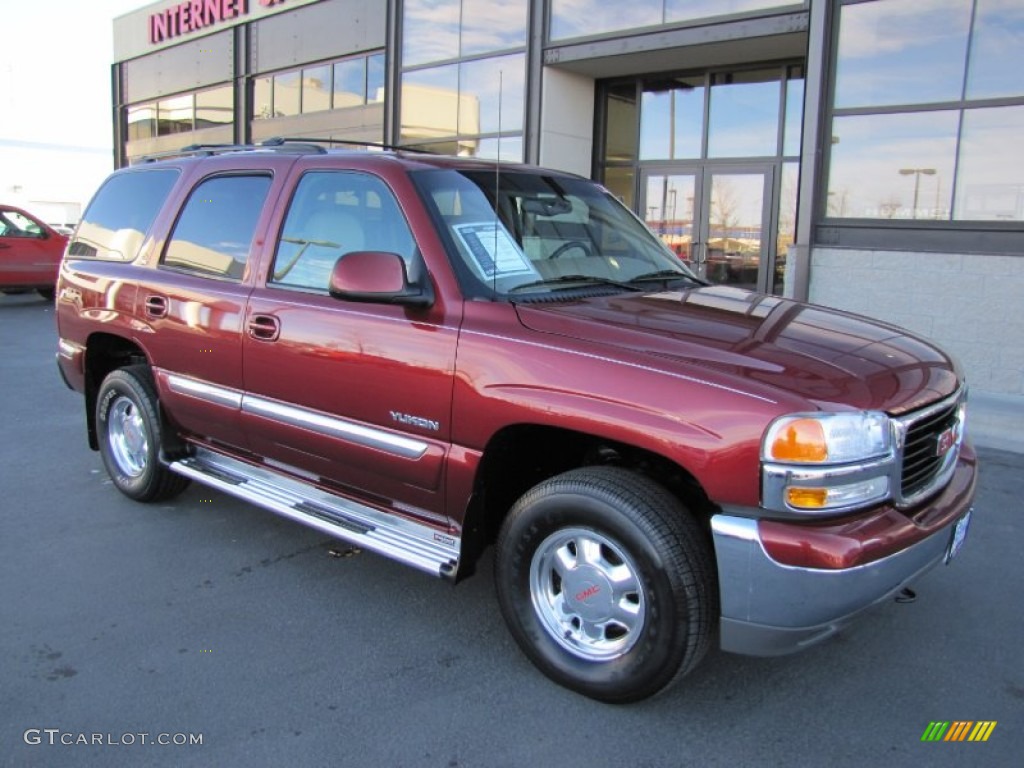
[761,411,894,515]
[762,411,891,464]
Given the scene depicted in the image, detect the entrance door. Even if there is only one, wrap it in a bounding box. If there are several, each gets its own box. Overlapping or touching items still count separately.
[642,165,774,292]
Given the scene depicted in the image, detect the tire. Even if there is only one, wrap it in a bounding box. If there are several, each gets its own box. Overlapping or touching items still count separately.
[495,466,716,703]
[96,365,190,502]
[37,287,55,301]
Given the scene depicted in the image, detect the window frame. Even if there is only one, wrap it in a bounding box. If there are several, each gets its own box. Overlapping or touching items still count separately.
[160,172,273,282]
[816,0,1024,254]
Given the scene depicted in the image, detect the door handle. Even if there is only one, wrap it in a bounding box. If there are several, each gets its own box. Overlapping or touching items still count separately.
[144,295,168,318]
[248,314,281,341]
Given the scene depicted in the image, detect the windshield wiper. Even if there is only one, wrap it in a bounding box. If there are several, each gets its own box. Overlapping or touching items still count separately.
[627,269,705,286]
[507,274,645,294]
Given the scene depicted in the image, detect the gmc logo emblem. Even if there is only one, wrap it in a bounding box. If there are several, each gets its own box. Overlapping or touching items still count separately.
[575,585,600,602]
[935,425,958,457]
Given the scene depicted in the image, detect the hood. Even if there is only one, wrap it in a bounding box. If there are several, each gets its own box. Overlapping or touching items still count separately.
[513,286,960,414]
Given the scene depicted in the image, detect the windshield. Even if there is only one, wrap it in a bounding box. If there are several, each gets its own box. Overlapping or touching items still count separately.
[411,168,697,298]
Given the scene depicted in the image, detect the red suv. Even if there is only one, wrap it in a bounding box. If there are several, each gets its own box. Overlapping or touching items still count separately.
[0,204,67,300]
[54,142,976,702]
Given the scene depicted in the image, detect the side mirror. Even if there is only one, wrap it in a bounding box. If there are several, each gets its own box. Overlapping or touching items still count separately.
[328,251,433,308]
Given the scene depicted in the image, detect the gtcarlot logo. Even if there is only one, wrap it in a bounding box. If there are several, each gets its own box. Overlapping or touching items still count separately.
[23,729,203,747]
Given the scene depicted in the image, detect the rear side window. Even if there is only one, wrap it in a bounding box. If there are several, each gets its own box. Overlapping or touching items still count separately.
[162,175,272,280]
[69,169,179,261]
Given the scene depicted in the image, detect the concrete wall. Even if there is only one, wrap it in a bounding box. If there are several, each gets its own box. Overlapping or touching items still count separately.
[809,247,1024,452]
[538,67,594,178]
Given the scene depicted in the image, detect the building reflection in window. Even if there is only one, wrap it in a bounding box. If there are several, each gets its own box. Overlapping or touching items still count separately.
[828,0,1024,223]
[550,0,796,42]
[828,112,958,220]
[954,105,1024,222]
[403,0,527,66]
[639,77,704,160]
[708,70,779,158]
[965,0,1024,100]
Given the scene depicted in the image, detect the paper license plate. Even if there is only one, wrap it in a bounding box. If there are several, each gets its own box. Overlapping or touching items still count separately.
[946,509,972,563]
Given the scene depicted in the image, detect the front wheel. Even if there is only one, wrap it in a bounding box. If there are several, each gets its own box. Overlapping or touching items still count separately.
[495,467,716,703]
[96,365,189,502]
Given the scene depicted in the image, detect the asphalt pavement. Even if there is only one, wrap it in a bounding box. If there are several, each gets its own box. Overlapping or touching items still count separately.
[1,291,1021,767]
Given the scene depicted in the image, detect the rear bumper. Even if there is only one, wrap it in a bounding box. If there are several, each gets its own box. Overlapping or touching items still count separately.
[712,446,977,656]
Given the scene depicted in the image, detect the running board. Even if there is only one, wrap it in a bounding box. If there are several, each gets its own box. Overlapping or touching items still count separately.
[169,448,459,580]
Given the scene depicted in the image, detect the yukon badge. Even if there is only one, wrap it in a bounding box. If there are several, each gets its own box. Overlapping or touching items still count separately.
[390,411,440,432]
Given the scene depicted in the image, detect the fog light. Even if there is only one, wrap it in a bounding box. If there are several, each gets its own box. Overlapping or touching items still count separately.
[786,477,889,511]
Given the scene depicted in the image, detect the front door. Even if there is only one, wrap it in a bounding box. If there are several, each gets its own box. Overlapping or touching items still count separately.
[241,167,458,526]
[641,165,775,292]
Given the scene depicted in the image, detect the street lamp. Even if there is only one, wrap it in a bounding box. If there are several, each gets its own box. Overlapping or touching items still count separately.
[899,168,936,219]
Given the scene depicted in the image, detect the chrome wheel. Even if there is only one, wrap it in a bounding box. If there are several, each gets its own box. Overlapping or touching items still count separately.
[107,395,149,478]
[529,526,646,661]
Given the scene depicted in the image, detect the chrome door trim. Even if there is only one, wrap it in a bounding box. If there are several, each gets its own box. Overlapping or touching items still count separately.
[161,371,430,460]
[241,395,429,460]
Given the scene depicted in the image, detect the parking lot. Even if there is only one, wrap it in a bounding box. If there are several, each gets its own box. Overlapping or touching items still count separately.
[1,291,1021,767]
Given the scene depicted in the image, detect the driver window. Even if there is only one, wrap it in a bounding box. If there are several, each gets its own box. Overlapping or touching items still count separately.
[0,210,43,238]
[271,171,417,292]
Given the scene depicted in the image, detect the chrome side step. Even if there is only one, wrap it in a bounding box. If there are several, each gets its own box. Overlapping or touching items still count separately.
[169,448,459,580]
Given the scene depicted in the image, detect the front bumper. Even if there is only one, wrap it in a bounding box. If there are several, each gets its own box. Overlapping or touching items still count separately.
[712,444,977,656]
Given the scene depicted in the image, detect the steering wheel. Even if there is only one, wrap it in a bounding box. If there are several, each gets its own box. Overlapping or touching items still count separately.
[548,240,592,260]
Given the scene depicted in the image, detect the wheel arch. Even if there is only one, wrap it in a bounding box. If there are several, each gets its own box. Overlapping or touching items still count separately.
[458,423,717,578]
[83,333,151,450]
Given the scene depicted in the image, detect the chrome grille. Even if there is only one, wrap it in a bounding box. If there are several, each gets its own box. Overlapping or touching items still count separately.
[893,389,965,507]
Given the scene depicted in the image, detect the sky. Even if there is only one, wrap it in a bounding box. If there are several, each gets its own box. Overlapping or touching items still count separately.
[0,0,146,218]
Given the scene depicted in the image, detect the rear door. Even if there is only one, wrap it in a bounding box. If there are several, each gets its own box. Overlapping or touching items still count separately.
[242,167,459,524]
[140,162,287,450]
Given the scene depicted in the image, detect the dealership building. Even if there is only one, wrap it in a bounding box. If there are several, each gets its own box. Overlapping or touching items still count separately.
[112,0,1022,448]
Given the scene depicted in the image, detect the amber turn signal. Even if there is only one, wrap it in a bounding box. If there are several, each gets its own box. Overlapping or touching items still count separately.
[770,419,828,462]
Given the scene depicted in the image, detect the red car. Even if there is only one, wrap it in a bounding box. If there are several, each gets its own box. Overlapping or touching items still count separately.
[0,204,68,301]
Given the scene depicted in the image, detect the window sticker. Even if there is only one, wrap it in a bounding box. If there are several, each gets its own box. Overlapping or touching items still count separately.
[452,222,537,279]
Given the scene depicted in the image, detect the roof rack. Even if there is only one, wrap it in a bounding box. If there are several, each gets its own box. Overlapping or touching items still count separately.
[262,136,432,154]
[138,140,328,163]
[136,137,435,164]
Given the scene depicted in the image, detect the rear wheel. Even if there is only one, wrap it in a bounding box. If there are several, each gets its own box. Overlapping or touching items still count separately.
[96,365,189,502]
[495,466,716,702]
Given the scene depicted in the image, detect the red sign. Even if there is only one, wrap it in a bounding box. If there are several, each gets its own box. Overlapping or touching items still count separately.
[149,0,287,45]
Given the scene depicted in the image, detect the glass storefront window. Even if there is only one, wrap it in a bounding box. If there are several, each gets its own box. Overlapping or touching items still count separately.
[828,111,958,220]
[127,104,157,140]
[459,53,525,135]
[605,83,638,162]
[834,0,972,109]
[965,0,1024,100]
[775,162,798,294]
[401,65,460,144]
[639,77,704,160]
[603,167,635,208]
[783,70,803,157]
[302,65,332,114]
[954,105,1024,222]
[461,0,528,57]
[665,0,797,24]
[273,71,301,117]
[157,94,193,135]
[707,70,779,158]
[367,54,385,103]
[471,136,524,162]
[403,0,459,67]
[195,86,232,129]
[333,58,366,108]
[253,76,272,120]
[549,1,662,42]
